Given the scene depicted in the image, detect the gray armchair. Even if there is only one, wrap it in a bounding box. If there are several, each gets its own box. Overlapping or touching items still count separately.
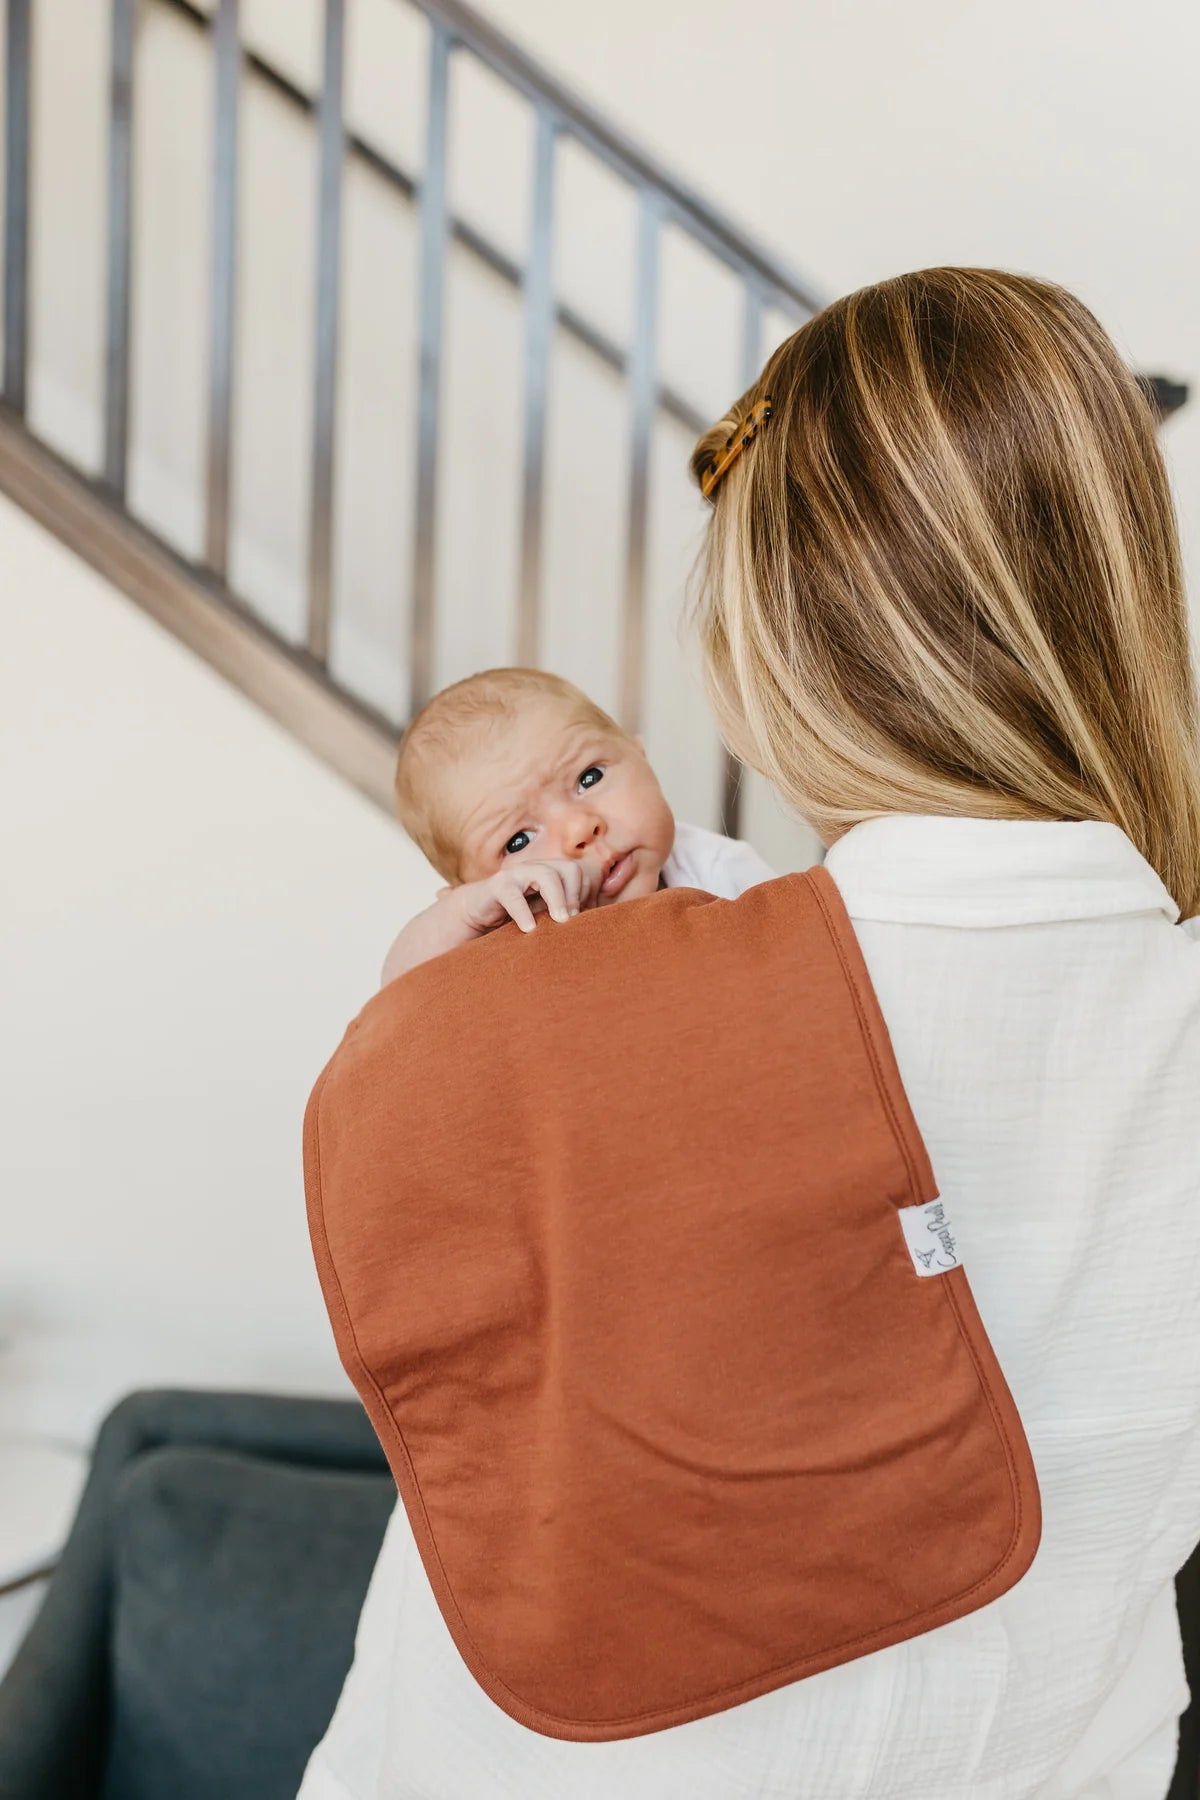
[3,1385,1197,1798]
[0,1388,393,1800]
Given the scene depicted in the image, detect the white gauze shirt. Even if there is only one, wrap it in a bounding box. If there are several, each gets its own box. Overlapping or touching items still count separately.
[299,815,1200,1800]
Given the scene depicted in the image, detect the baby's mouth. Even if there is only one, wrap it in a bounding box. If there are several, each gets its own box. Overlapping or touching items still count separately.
[599,850,637,898]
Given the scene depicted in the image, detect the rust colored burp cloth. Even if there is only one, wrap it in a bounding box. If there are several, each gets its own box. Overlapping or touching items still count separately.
[304,867,1041,1741]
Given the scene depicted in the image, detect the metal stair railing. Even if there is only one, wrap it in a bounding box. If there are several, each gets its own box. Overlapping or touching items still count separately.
[4,2,1183,830]
[2,0,823,832]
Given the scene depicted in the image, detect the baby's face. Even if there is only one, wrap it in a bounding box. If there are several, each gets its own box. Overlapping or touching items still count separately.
[444,698,676,905]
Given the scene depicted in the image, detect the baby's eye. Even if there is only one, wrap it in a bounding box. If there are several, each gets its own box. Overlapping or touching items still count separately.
[579,766,604,790]
[503,830,533,856]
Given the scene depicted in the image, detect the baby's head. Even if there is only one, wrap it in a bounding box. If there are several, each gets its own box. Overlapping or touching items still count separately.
[394,668,676,905]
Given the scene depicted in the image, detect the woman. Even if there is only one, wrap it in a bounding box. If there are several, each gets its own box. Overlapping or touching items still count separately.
[299,268,1200,1798]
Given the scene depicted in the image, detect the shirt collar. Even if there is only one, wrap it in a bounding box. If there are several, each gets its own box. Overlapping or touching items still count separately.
[821,815,1181,928]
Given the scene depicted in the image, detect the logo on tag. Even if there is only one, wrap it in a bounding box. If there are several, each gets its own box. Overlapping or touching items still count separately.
[898,1198,959,1277]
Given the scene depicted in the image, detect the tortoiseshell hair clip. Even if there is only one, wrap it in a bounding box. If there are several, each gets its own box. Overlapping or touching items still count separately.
[700,396,773,499]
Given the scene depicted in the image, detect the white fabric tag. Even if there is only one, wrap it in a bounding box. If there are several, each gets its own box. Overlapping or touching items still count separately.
[898,1198,960,1277]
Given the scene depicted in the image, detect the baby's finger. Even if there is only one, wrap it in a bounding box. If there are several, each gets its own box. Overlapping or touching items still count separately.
[550,862,584,918]
[526,868,570,923]
[576,851,605,908]
[500,882,538,933]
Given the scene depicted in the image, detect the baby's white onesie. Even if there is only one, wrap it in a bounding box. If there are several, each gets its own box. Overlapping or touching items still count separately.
[662,818,777,899]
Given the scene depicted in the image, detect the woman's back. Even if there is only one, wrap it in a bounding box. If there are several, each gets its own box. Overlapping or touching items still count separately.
[300,813,1200,1800]
[834,814,1200,1799]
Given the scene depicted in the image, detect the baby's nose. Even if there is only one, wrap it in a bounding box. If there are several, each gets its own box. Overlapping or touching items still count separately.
[568,816,605,853]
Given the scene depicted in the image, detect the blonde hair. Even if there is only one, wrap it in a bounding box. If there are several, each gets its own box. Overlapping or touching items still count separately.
[395,667,621,881]
[689,267,1200,920]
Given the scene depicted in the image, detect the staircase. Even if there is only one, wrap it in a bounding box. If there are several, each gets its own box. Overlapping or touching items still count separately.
[0,0,829,846]
[0,0,1185,844]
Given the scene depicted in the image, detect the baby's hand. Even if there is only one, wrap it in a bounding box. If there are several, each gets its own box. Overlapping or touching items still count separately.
[451,855,603,936]
[380,854,603,987]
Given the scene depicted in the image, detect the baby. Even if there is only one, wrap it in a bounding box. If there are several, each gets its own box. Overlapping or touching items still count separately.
[381,667,775,986]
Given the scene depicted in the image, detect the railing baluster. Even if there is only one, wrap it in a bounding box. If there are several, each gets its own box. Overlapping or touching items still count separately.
[104,0,135,496]
[3,0,31,415]
[306,0,345,666]
[739,282,765,390]
[515,108,556,668]
[409,23,452,717]
[618,188,660,734]
[204,0,239,578]
[719,280,765,838]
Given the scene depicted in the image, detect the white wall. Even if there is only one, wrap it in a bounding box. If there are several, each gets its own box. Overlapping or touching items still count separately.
[0,493,442,1445]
